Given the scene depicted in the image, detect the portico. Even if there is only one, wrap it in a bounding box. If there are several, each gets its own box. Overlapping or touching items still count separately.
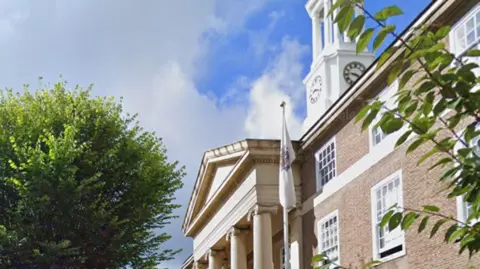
[182,139,303,269]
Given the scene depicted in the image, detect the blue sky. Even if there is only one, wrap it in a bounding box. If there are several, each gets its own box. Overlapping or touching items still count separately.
[0,0,430,268]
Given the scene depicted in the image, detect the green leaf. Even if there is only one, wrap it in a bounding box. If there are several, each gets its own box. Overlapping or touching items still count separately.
[327,0,345,17]
[406,138,425,154]
[430,219,447,238]
[395,130,412,148]
[401,212,418,230]
[448,227,467,243]
[388,61,403,85]
[377,46,398,70]
[361,106,380,131]
[433,98,447,116]
[381,118,403,134]
[423,205,440,212]
[355,105,370,123]
[335,6,355,33]
[418,216,429,233]
[380,210,395,228]
[417,147,439,165]
[444,224,458,243]
[357,28,375,54]
[374,5,404,21]
[428,157,452,171]
[312,254,327,264]
[388,212,403,231]
[434,26,451,40]
[373,25,396,52]
[399,70,415,90]
[423,91,434,116]
[347,15,366,40]
[361,260,382,269]
[466,49,480,57]
[448,114,461,129]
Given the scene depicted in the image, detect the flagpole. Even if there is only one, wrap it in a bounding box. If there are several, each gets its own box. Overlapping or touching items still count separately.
[280,101,291,269]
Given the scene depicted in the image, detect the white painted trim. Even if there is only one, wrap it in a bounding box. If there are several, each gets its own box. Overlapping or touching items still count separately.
[316,209,340,267]
[314,137,337,192]
[312,127,404,209]
[370,169,406,262]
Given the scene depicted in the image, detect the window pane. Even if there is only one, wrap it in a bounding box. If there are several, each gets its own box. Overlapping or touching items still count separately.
[467,31,476,45]
[467,17,475,32]
[316,141,336,187]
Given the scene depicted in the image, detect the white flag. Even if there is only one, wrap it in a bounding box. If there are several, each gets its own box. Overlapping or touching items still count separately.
[279,110,296,210]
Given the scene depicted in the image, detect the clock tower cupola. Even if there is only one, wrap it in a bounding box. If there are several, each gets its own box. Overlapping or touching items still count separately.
[303,0,374,132]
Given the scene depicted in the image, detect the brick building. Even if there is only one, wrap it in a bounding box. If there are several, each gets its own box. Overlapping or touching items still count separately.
[181,0,480,268]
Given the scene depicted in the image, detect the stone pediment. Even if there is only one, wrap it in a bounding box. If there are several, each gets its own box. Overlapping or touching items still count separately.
[182,139,301,236]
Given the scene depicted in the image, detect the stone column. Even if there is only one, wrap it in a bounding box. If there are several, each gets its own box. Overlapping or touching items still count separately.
[206,250,224,269]
[226,227,248,269]
[248,205,277,269]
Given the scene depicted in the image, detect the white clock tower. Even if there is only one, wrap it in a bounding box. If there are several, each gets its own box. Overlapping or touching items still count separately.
[303,0,374,132]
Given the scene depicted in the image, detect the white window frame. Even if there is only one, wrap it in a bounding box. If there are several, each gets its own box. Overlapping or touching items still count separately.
[315,137,337,191]
[449,3,480,58]
[370,169,406,262]
[449,3,480,93]
[316,209,340,268]
[368,80,399,150]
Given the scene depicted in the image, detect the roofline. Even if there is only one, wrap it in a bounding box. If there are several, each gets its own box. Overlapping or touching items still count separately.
[299,0,441,144]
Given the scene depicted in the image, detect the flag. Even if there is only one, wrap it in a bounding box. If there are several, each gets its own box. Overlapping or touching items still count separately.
[279,108,296,210]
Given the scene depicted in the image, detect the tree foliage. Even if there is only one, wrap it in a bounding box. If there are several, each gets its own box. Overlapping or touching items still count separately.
[313,0,480,268]
[0,80,184,268]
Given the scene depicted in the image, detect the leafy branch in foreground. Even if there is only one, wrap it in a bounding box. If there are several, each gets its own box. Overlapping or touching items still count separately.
[313,0,480,268]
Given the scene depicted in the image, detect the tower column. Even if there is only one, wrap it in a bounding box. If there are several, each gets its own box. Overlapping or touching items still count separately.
[323,0,331,45]
[312,13,322,60]
[354,2,365,43]
[333,5,341,44]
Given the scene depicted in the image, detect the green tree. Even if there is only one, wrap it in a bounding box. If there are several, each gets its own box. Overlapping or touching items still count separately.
[312,0,480,268]
[0,80,184,268]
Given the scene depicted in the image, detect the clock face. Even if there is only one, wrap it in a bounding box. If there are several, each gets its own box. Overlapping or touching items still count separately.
[309,76,322,104]
[343,61,366,85]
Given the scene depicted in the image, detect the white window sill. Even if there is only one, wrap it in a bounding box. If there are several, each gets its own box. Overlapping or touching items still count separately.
[375,248,406,265]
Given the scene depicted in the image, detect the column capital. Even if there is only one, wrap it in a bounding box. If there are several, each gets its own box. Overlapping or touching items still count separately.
[247,204,278,222]
[225,226,249,241]
[205,249,225,260]
[194,261,208,269]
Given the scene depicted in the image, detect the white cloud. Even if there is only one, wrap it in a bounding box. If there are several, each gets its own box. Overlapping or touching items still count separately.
[244,37,308,140]
[0,0,31,41]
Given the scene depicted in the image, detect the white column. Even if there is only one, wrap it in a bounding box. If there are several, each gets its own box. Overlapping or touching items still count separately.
[323,0,331,46]
[248,205,277,269]
[312,14,322,60]
[333,5,341,44]
[226,227,248,269]
[206,250,224,269]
